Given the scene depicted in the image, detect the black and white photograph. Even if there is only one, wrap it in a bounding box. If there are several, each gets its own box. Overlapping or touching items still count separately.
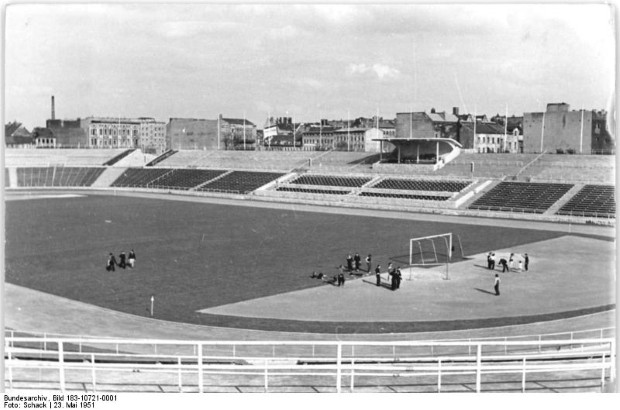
[1,1,617,399]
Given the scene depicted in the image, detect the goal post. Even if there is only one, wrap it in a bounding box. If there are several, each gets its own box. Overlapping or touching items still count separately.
[409,233,465,280]
[409,233,452,266]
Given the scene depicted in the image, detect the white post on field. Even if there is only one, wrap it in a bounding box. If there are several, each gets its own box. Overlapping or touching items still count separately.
[150,295,154,317]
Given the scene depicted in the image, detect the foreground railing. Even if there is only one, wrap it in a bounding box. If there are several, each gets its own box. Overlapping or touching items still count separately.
[5,337,615,393]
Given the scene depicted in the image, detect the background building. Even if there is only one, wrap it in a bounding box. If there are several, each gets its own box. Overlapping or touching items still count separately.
[138,118,166,154]
[82,117,140,149]
[4,122,32,147]
[167,118,219,150]
[395,109,459,140]
[459,121,507,153]
[47,118,88,147]
[523,103,614,154]
[220,116,257,150]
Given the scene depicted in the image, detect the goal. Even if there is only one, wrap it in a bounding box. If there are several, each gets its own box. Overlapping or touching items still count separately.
[409,233,465,280]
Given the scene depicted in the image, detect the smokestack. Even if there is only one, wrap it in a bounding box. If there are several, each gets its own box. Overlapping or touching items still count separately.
[51,96,55,120]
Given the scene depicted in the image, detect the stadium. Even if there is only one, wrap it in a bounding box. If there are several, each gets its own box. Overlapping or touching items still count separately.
[2,147,616,393]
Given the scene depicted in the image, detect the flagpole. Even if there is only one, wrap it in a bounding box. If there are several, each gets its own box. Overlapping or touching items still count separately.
[473,105,477,152]
[504,104,508,152]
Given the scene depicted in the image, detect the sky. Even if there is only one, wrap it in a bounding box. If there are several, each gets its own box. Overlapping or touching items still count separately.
[3,2,616,130]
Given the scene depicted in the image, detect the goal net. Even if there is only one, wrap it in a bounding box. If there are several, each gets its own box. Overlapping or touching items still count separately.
[409,233,465,280]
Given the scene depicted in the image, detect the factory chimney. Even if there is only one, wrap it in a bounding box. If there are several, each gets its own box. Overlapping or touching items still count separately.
[51,95,55,120]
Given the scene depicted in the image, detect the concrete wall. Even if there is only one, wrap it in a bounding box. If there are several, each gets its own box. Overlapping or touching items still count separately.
[523,110,593,153]
[167,118,219,150]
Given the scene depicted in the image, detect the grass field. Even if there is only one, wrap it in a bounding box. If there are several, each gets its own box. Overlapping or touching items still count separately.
[5,194,575,327]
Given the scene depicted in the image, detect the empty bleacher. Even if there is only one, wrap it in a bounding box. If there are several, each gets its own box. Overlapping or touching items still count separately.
[110,168,172,188]
[290,174,372,188]
[371,178,471,192]
[102,149,136,166]
[146,150,177,167]
[557,185,616,218]
[148,169,227,190]
[469,181,574,213]
[197,171,284,194]
[276,187,350,195]
[15,167,105,187]
[360,192,450,201]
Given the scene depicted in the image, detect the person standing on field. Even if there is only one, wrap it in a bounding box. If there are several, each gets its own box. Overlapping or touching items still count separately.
[375,264,382,286]
[524,253,529,271]
[106,253,117,272]
[346,254,353,272]
[365,254,372,273]
[353,253,361,273]
[494,274,500,296]
[128,249,136,268]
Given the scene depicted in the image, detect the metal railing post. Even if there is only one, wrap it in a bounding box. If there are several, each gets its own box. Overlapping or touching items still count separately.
[58,341,66,393]
[350,359,355,392]
[197,343,204,393]
[601,353,607,387]
[8,350,13,391]
[91,353,96,393]
[178,357,183,393]
[336,343,342,393]
[475,344,482,393]
[521,358,526,392]
[264,359,269,392]
[437,359,442,393]
[611,340,617,380]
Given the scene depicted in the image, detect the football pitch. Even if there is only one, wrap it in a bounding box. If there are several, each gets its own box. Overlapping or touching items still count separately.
[4,194,598,329]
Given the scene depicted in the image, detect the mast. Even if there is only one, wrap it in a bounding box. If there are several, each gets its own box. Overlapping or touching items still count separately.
[579,105,584,153]
[347,110,350,151]
[473,105,477,152]
[504,105,508,152]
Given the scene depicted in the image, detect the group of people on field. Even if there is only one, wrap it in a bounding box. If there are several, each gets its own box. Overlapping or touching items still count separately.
[106,249,136,272]
[310,252,402,291]
[487,252,529,273]
[487,251,531,296]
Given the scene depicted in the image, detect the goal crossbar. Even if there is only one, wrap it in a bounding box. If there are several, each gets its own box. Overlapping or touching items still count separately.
[409,233,452,266]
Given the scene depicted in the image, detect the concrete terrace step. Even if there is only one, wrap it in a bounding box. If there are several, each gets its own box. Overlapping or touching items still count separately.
[113,149,157,167]
[544,183,584,216]
[91,167,128,188]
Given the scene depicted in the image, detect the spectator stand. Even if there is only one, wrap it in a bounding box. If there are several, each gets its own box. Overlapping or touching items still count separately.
[468,181,574,214]
[556,184,616,219]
